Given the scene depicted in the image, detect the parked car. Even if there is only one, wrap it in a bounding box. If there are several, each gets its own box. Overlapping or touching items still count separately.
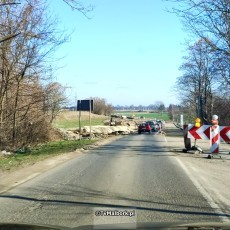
[138,122,151,134]
[145,120,157,132]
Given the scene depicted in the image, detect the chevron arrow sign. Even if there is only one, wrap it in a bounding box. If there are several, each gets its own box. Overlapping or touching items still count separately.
[219,126,230,142]
[187,124,211,140]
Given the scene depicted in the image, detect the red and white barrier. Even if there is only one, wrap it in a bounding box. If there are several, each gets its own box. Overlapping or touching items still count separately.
[210,125,220,154]
[183,125,191,150]
[187,124,230,154]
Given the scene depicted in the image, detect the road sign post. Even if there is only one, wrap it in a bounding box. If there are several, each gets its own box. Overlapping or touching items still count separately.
[89,100,92,138]
[77,100,94,139]
[79,110,82,138]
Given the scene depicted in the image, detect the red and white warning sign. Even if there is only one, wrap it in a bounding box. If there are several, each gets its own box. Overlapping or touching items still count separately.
[187,124,210,140]
[219,126,230,142]
[186,124,230,154]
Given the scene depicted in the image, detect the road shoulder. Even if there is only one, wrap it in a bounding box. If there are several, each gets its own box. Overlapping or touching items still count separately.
[164,123,230,221]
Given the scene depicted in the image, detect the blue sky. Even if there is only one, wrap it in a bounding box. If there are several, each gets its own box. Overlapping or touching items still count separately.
[49,0,188,107]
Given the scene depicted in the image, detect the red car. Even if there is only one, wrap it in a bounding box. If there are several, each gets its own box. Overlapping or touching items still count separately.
[138,122,151,134]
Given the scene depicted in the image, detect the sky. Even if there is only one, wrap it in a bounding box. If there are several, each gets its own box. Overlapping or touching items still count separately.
[48,0,188,107]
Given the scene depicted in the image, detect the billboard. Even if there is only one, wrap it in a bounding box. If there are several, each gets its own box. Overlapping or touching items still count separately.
[77,100,94,111]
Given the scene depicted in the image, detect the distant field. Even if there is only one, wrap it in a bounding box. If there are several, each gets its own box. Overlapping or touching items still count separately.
[53,110,170,129]
[114,111,170,121]
[53,110,109,129]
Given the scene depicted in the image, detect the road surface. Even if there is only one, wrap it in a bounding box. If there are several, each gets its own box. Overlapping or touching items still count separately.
[0,133,228,228]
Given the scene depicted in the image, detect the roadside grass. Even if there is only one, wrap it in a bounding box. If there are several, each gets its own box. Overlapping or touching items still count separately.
[54,117,108,129]
[0,139,96,171]
[53,111,109,129]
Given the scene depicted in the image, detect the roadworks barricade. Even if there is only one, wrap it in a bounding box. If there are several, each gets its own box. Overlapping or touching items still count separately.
[183,124,230,159]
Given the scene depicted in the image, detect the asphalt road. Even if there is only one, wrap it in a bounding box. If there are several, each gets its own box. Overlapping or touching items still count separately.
[0,133,225,228]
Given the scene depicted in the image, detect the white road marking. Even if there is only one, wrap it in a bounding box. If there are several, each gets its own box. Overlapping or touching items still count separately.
[190,166,199,173]
[176,158,230,222]
[198,176,230,207]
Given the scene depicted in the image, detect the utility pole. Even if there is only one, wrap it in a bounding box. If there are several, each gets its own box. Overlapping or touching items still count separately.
[75,93,77,111]
[197,95,201,118]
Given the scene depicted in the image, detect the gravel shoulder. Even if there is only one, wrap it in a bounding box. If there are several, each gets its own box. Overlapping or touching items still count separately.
[164,123,230,220]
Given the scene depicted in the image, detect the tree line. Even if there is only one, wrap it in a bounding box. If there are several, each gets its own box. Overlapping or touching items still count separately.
[0,0,89,150]
[114,101,166,112]
[169,0,230,125]
[67,99,166,116]
[67,97,114,116]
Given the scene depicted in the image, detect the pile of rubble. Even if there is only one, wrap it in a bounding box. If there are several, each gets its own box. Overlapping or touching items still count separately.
[104,118,137,127]
[56,117,168,140]
[0,150,13,157]
[57,118,138,140]
[82,125,136,136]
[57,129,80,140]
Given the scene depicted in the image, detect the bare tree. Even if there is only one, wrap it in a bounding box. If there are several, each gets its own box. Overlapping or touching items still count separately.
[62,0,93,16]
[104,103,114,116]
[213,95,230,125]
[0,0,68,149]
[167,0,230,85]
[44,82,68,124]
[0,0,92,43]
[174,39,219,123]
[0,0,94,150]
[167,0,230,50]
[89,97,114,116]
[168,104,179,120]
[154,101,165,111]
